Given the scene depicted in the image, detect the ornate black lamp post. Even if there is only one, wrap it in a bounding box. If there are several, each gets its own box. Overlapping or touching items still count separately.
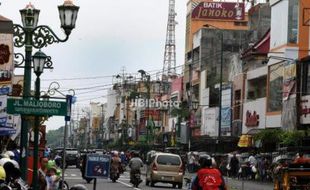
[32,50,52,190]
[13,1,79,180]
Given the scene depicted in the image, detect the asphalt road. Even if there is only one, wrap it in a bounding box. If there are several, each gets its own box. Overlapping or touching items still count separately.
[64,166,273,190]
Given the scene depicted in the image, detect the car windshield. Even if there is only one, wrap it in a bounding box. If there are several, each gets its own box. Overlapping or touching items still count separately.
[66,150,78,154]
[157,155,180,165]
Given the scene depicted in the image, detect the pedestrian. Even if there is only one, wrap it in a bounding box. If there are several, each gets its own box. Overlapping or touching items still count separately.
[188,152,195,173]
[38,157,48,190]
[46,167,60,190]
[229,153,239,178]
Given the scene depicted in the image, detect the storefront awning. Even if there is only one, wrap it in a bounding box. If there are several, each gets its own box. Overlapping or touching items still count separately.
[238,134,253,147]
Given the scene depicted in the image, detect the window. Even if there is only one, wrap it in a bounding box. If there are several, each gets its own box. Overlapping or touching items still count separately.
[287,0,299,43]
[156,155,181,166]
[267,63,283,112]
[247,76,267,100]
[302,61,310,95]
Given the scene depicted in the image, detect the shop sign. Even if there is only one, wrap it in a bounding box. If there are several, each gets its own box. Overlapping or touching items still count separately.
[245,110,259,127]
[283,61,296,100]
[192,2,245,21]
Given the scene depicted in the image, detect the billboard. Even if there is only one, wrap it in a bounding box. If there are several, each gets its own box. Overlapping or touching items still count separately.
[201,107,219,137]
[192,2,245,21]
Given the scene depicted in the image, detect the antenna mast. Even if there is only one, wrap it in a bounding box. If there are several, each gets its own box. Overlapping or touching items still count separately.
[162,0,177,81]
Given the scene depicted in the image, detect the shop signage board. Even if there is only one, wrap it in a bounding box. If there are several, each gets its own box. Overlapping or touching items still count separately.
[7,98,67,116]
[85,154,111,178]
[192,2,245,21]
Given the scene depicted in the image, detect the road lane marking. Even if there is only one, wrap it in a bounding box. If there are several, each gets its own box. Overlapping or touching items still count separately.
[117,180,141,190]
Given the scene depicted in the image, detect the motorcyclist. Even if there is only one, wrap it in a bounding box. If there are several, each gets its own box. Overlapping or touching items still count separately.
[128,152,143,184]
[191,154,226,190]
[80,154,93,183]
[110,151,121,180]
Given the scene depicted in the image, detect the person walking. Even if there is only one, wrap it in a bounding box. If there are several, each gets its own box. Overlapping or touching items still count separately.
[38,157,48,190]
[229,153,239,178]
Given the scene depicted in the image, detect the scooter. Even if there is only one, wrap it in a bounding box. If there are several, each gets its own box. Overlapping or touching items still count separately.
[131,172,142,188]
[110,170,119,183]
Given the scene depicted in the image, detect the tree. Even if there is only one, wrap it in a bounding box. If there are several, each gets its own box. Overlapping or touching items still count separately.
[281,130,304,147]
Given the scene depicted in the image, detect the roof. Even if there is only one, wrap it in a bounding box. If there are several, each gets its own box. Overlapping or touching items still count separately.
[0,15,11,22]
[241,29,270,59]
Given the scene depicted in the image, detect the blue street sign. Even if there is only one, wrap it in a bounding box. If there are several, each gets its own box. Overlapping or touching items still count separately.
[85,154,111,178]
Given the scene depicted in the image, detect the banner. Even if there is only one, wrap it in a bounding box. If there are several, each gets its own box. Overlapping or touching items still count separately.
[192,2,245,21]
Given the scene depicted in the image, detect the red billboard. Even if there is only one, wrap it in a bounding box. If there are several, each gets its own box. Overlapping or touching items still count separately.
[192,2,245,21]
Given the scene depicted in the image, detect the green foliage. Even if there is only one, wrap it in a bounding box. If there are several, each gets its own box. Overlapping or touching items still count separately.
[170,101,189,119]
[254,129,283,143]
[46,127,64,148]
[254,129,305,147]
[281,130,304,146]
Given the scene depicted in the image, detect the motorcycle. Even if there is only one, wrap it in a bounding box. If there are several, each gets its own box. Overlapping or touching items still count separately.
[131,171,142,188]
[110,170,119,183]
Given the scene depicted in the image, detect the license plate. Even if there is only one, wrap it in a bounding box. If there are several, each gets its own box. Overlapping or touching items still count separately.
[161,176,174,180]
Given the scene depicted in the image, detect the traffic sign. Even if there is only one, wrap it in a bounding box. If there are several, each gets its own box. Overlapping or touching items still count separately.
[7,98,67,116]
[85,154,111,178]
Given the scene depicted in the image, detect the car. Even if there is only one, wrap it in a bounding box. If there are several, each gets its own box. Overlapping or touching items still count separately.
[64,148,79,168]
[145,152,183,189]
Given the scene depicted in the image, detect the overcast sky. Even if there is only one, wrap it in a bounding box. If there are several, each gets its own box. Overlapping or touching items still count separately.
[0,0,188,130]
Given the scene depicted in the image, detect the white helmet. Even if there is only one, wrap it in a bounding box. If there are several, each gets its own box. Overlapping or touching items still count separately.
[4,151,14,159]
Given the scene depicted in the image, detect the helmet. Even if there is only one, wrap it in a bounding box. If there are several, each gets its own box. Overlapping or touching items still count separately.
[0,154,9,159]
[70,184,88,190]
[0,166,6,181]
[46,160,56,170]
[3,161,21,180]
[4,152,14,160]
[199,154,212,168]
[113,151,119,156]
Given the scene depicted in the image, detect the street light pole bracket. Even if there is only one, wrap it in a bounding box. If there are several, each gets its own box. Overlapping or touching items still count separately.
[13,24,26,47]
[14,53,25,67]
[32,25,69,48]
[46,81,75,97]
[13,24,69,49]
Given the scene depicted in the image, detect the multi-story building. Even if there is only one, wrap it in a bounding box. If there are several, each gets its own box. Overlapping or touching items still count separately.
[183,0,249,151]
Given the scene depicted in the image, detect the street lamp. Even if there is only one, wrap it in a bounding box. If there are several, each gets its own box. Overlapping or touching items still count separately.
[13,1,79,180]
[203,24,224,139]
[32,50,53,190]
[138,69,151,144]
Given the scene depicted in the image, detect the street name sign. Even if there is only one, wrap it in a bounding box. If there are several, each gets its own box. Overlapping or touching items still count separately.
[7,98,67,116]
[85,154,111,178]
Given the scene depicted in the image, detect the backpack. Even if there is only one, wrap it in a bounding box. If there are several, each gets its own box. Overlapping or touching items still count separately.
[198,168,223,190]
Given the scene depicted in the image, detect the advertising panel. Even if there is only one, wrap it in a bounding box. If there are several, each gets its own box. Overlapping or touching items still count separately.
[283,61,296,100]
[201,107,219,137]
[192,2,245,21]
[221,87,232,134]
[242,98,266,134]
[85,154,111,178]
[0,28,16,136]
[180,122,189,144]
